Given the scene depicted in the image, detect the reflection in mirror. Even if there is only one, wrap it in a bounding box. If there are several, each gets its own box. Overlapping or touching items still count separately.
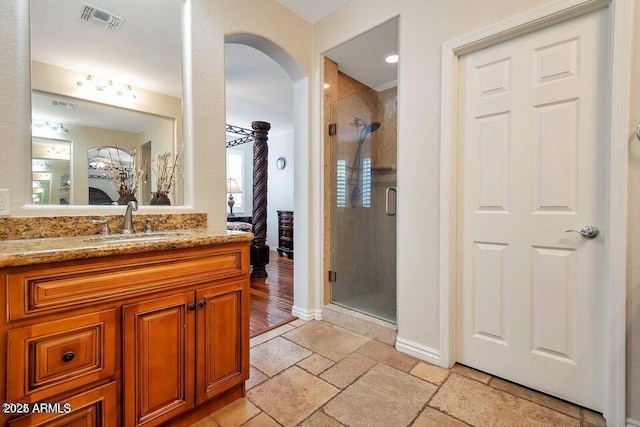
[32,92,175,205]
[32,139,71,205]
[29,0,184,206]
[88,146,137,205]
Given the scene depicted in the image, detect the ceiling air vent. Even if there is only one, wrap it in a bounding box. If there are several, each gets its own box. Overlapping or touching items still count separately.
[77,2,125,32]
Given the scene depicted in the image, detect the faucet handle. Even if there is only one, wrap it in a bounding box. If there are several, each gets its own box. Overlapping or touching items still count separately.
[91,218,111,236]
[144,217,154,233]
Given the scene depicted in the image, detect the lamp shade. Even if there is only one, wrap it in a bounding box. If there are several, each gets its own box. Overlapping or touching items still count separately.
[227,178,242,194]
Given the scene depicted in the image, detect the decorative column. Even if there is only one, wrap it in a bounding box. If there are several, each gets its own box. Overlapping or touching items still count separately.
[251,121,271,277]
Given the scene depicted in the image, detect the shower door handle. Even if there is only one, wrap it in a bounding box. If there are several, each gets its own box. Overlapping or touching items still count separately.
[386,187,397,216]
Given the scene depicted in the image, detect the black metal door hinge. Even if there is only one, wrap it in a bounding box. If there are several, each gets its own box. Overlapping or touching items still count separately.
[328,270,337,282]
[328,123,337,136]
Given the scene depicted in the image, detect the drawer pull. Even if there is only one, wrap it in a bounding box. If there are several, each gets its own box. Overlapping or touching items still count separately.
[188,303,196,311]
[62,351,75,363]
[199,300,207,308]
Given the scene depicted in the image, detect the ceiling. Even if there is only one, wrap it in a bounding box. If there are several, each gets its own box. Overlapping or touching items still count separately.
[275,0,349,24]
[324,18,398,91]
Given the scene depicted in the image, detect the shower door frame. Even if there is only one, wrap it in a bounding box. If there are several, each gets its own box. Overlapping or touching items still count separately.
[327,90,398,324]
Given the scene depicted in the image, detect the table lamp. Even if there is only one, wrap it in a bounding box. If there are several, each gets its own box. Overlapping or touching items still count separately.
[227,178,242,217]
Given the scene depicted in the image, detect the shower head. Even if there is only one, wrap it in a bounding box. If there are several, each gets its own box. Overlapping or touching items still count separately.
[354,117,381,143]
[349,118,382,207]
[366,122,381,134]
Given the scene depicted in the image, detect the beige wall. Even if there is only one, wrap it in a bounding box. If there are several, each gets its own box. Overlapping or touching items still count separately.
[627,1,640,420]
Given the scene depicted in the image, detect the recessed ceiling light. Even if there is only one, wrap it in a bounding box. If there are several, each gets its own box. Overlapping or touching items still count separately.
[385,54,399,64]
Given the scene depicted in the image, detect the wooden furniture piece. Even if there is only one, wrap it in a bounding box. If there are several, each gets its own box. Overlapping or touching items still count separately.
[277,210,294,259]
[227,215,252,224]
[0,242,250,427]
[226,121,272,278]
[250,121,271,277]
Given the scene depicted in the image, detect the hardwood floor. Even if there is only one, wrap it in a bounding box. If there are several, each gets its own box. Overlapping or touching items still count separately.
[250,251,295,337]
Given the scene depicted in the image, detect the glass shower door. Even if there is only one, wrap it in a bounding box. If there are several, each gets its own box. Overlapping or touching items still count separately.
[330,89,397,323]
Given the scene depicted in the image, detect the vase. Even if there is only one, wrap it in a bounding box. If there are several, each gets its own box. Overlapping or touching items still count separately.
[150,193,171,205]
[117,194,137,205]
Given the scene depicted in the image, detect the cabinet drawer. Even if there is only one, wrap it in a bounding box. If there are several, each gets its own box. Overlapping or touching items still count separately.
[280,230,293,238]
[7,310,116,402]
[8,381,117,427]
[7,245,247,320]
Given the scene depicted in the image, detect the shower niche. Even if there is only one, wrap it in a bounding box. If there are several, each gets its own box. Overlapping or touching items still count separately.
[324,17,398,323]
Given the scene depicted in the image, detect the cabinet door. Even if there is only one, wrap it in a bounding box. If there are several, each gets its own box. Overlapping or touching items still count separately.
[196,281,249,403]
[123,292,195,427]
[8,381,117,427]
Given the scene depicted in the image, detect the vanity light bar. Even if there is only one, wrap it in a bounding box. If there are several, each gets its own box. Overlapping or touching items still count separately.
[32,121,69,133]
[77,75,137,100]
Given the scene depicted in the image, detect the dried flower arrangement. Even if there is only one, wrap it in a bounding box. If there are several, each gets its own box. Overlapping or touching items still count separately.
[94,146,145,203]
[151,151,181,205]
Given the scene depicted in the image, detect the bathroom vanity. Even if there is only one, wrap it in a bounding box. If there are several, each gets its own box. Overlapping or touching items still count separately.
[0,229,252,426]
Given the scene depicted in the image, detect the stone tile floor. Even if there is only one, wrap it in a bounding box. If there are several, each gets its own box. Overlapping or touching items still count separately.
[191,320,606,427]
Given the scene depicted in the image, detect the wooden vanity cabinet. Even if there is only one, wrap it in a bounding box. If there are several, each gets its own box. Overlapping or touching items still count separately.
[0,242,250,427]
[123,280,248,427]
[7,382,118,427]
[123,292,196,427]
[277,210,294,259]
[196,283,248,403]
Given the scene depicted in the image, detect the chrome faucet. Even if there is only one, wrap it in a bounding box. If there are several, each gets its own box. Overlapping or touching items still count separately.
[122,200,138,234]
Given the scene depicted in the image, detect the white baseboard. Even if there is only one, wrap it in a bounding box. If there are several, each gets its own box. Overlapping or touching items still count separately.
[627,417,640,427]
[291,306,323,321]
[395,337,440,366]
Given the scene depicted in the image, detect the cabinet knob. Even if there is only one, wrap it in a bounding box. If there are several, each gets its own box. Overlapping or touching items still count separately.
[199,299,207,308]
[188,303,196,311]
[62,351,75,363]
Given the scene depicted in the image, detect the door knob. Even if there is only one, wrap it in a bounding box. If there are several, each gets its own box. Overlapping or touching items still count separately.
[565,225,599,239]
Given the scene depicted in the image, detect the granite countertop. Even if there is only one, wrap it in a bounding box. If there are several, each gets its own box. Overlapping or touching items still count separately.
[0,228,254,268]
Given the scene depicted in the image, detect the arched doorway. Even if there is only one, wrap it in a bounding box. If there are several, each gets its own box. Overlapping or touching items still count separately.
[224,33,311,334]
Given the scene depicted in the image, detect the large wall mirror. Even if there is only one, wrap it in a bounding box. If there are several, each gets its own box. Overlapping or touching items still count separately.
[29,0,184,206]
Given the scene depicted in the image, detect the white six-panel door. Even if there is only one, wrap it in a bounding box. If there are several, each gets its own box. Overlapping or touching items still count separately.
[457,8,607,410]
